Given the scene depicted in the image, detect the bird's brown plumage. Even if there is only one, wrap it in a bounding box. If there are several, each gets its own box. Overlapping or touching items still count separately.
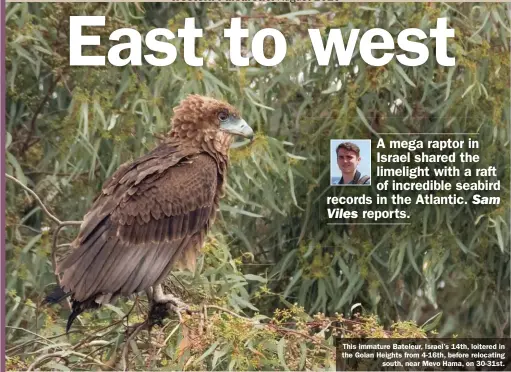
[52,95,250,326]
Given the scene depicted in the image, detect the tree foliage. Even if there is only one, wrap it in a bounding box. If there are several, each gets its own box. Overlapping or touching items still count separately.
[5,2,510,370]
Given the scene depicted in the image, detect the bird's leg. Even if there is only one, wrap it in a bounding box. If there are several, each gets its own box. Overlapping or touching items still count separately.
[145,288,154,303]
[153,284,188,308]
[153,284,192,316]
[125,290,154,336]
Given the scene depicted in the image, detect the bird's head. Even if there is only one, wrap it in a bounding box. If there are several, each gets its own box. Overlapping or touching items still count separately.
[170,95,254,143]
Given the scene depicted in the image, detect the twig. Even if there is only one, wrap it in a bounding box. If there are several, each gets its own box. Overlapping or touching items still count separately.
[78,340,115,363]
[6,329,83,354]
[27,350,110,371]
[7,340,59,356]
[22,75,63,154]
[16,224,42,234]
[6,173,82,313]
[6,173,63,225]
[26,352,68,371]
[204,305,255,322]
[297,193,312,246]
[70,300,137,354]
[24,170,92,177]
[6,173,82,226]
[122,321,148,372]
[5,326,60,346]
[267,323,335,351]
[20,5,74,155]
[168,273,192,298]
[319,320,333,335]
[155,322,181,360]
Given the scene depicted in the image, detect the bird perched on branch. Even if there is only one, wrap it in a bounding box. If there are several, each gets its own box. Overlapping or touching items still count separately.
[45,94,254,332]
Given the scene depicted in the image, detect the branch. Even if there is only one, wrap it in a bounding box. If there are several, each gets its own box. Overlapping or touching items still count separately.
[7,173,62,225]
[205,305,256,322]
[6,173,82,312]
[26,350,110,372]
[72,300,137,352]
[6,173,82,226]
[122,321,148,372]
[22,74,63,154]
[20,7,73,154]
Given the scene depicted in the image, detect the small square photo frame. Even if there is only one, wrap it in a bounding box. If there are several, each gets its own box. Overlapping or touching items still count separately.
[330,139,372,186]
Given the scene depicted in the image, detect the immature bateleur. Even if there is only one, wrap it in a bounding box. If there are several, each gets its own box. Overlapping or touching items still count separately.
[46,95,254,331]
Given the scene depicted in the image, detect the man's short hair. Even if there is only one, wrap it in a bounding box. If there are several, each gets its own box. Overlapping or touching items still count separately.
[336,142,360,156]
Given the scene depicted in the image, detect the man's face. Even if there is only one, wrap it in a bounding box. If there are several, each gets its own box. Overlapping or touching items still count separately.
[337,148,361,174]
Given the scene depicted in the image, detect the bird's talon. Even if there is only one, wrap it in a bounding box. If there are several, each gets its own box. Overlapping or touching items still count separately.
[167,302,192,315]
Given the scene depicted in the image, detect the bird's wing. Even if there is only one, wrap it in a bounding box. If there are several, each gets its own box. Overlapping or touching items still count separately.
[57,148,220,302]
[75,142,196,243]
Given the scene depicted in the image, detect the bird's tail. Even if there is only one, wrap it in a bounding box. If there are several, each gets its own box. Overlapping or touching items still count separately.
[67,301,86,333]
[42,284,100,333]
[42,284,71,305]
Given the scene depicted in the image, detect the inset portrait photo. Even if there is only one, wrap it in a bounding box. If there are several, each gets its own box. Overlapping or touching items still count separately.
[330,139,372,186]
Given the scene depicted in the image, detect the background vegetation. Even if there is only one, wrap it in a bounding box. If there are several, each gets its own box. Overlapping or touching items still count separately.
[5,2,510,370]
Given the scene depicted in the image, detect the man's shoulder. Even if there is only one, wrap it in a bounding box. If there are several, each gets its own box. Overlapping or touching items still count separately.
[358,175,371,184]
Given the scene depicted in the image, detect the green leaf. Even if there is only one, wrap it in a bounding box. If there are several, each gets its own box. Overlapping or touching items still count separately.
[277,338,289,371]
[285,152,307,161]
[493,217,506,253]
[7,152,27,186]
[220,204,263,218]
[13,44,36,64]
[422,312,443,332]
[22,234,42,253]
[393,63,416,87]
[45,362,71,371]
[406,240,422,276]
[212,344,229,369]
[356,107,380,137]
[283,269,302,298]
[5,132,12,149]
[445,67,456,101]
[194,340,219,365]
[461,83,476,99]
[232,294,258,311]
[287,168,301,209]
[389,241,406,282]
[104,304,126,319]
[276,9,319,19]
[244,274,267,283]
[299,342,307,370]
[6,3,21,21]
[202,70,234,93]
[335,274,363,310]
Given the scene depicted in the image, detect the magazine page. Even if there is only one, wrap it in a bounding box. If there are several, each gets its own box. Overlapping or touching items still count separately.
[3,1,510,371]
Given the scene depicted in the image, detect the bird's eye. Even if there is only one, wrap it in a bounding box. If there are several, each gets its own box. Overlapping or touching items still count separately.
[218,111,229,122]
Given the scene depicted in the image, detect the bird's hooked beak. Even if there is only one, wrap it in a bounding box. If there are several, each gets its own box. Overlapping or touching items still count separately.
[220,117,254,141]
